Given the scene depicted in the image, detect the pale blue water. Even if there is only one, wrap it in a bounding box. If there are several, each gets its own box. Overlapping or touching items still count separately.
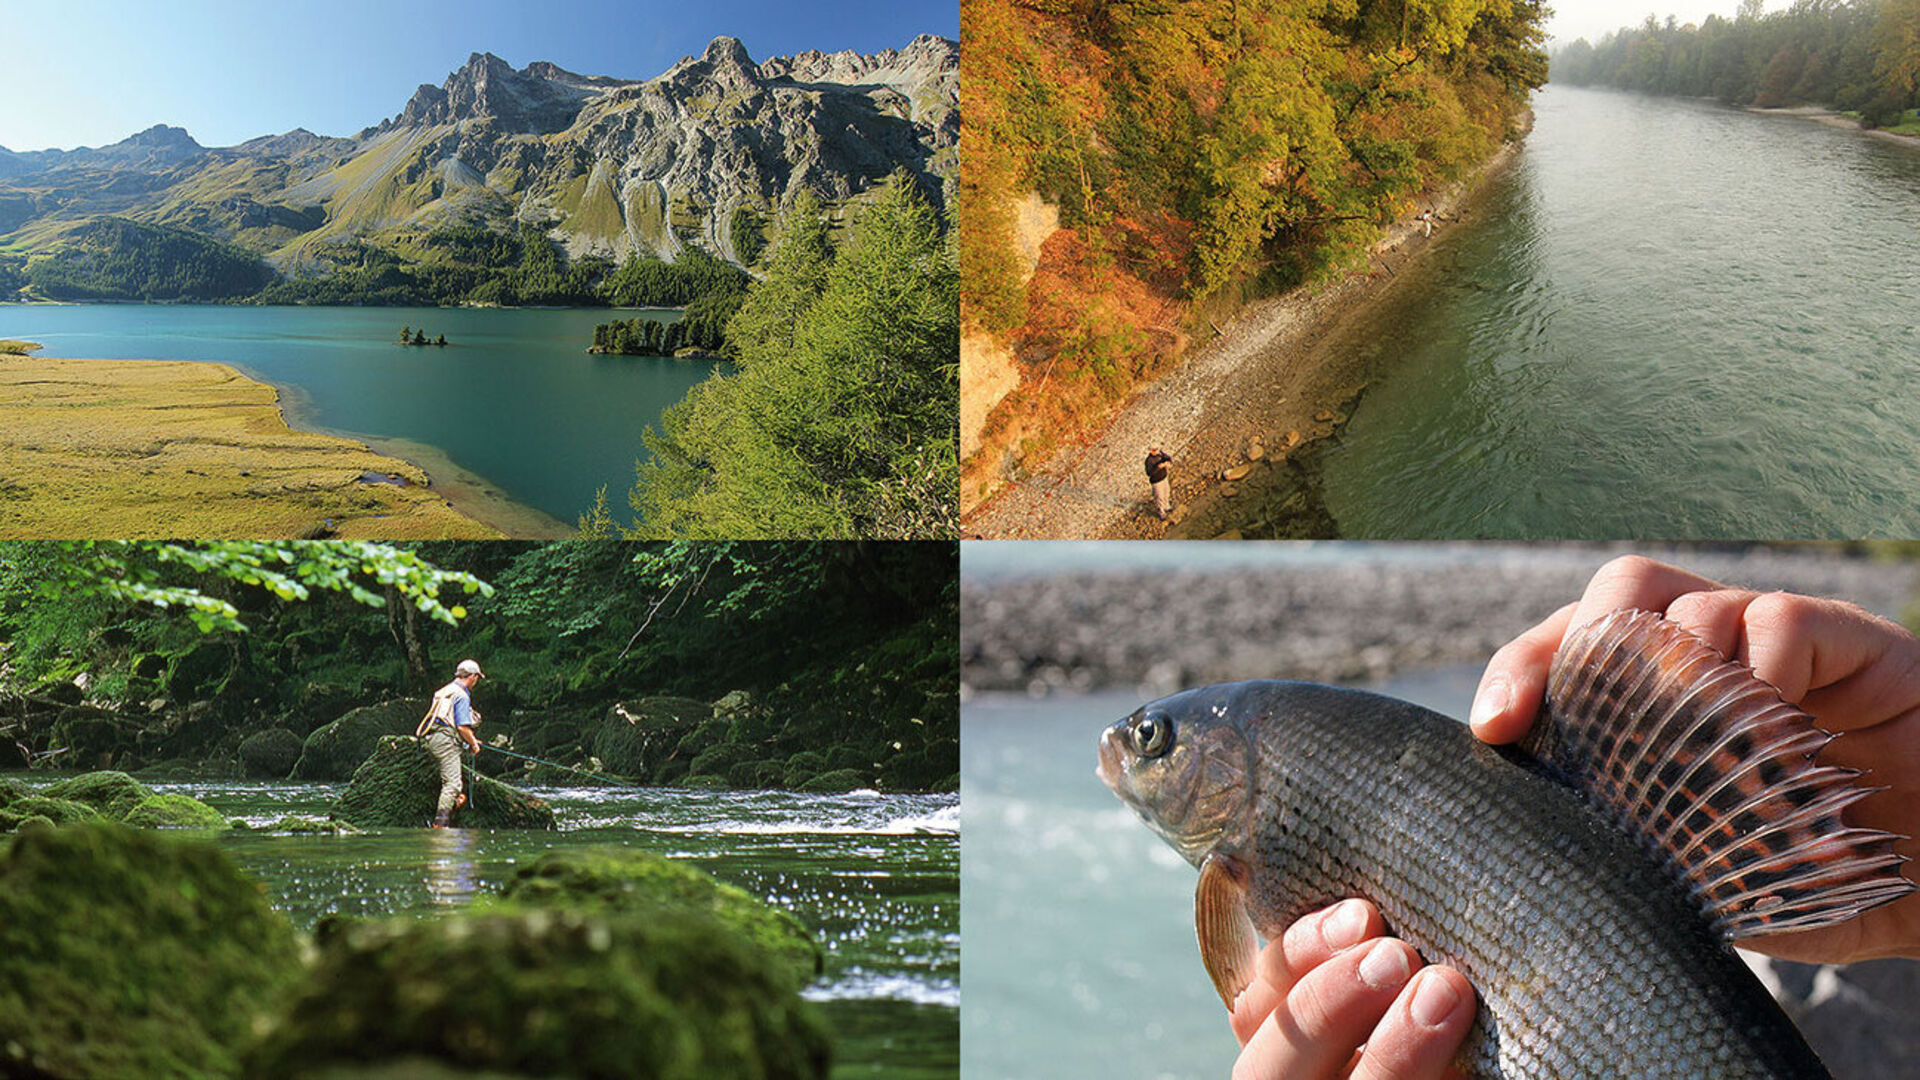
[0,304,720,525]
[960,670,1478,1080]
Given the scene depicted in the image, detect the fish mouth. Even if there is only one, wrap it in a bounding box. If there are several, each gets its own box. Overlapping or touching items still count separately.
[1096,726,1124,791]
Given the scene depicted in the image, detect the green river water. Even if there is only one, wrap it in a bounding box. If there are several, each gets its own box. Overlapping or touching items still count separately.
[12,776,958,1079]
[1227,85,1920,539]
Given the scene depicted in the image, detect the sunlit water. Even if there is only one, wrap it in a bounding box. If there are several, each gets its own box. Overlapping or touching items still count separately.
[0,304,720,524]
[960,669,1476,1080]
[1236,85,1920,538]
[14,777,957,1079]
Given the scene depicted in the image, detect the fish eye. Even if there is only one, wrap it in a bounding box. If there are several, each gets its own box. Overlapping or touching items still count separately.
[1132,712,1173,758]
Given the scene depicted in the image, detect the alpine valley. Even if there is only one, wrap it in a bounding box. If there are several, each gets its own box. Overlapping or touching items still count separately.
[0,34,958,302]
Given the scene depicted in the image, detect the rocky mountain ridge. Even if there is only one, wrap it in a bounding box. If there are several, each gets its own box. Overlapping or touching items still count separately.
[0,33,957,272]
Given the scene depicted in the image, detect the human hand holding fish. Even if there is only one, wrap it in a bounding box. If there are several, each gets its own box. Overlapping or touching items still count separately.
[1227,898,1475,1080]
[1471,554,1920,964]
[1100,574,1916,1078]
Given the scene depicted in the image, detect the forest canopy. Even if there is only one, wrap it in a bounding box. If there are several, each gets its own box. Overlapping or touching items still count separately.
[1550,0,1920,129]
[963,0,1549,325]
[0,541,958,792]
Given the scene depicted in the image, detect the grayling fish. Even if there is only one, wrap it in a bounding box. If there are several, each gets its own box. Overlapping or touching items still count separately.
[1098,610,1912,1079]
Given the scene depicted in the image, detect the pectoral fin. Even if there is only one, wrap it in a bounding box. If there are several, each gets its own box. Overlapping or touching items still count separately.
[1195,853,1258,1011]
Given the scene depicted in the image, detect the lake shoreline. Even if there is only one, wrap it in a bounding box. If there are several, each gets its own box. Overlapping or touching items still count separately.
[962,113,1533,540]
[0,353,523,539]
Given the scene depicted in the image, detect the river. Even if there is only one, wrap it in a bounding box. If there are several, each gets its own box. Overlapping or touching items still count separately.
[0,304,719,528]
[1232,85,1920,539]
[10,776,958,1079]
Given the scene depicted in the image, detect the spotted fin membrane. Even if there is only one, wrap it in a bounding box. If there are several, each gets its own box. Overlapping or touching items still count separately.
[1533,609,1914,940]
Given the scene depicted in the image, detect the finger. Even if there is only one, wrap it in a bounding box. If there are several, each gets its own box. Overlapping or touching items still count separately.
[1566,555,1727,637]
[1738,594,1920,729]
[1349,967,1477,1080]
[1234,900,1385,1045]
[1234,938,1422,1080]
[1279,899,1385,981]
[1471,603,1574,744]
[1661,589,1762,661]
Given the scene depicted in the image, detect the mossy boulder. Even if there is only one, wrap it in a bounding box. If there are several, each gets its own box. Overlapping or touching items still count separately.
[797,768,870,794]
[292,700,423,780]
[43,769,154,817]
[243,910,830,1080]
[239,728,304,778]
[588,696,712,780]
[781,750,830,788]
[488,848,823,990]
[332,736,556,830]
[0,822,304,1079]
[0,794,102,831]
[123,792,228,829]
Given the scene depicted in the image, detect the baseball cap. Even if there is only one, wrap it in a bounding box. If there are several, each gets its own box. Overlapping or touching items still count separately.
[456,659,485,678]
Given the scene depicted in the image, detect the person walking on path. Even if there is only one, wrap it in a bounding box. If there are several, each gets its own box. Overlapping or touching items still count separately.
[1144,446,1174,521]
[416,658,485,828]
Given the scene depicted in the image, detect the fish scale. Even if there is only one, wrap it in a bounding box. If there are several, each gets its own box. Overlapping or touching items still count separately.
[1231,683,1825,1078]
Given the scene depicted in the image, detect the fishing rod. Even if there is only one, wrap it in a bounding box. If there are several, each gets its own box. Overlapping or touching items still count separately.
[478,744,644,787]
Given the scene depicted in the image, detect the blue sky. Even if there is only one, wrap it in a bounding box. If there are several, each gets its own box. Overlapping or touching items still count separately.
[0,0,958,151]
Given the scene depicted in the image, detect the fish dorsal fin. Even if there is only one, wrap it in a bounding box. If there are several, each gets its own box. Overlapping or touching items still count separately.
[1534,609,1913,940]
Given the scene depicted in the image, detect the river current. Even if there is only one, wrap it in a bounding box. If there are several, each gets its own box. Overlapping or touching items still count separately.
[10,777,958,1079]
[1239,85,1920,538]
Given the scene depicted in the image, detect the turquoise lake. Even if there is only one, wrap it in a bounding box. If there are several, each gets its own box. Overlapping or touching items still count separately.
[0,304,720,528]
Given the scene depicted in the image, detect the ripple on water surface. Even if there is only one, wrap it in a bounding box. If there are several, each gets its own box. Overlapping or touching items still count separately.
[1266,86,1920,539]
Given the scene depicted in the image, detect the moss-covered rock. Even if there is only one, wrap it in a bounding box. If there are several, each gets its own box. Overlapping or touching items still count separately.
[243,910,829,1080]
[0,822,304,1079]
[728,759,787,789]
[239,728,304,779]
[781,750,830,788]
[488,848,823,990]
[797,768,869,793]
[43,769,154,817]
[588,696,711,779]
[123,792,228,829]
[0,794,103,831]
[291,700,423,780]
[332,736,555,830]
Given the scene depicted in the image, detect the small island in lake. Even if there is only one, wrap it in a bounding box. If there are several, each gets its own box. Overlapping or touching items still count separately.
[398,326,447,347]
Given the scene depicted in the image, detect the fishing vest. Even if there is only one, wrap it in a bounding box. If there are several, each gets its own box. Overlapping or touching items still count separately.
[414,682,465,739]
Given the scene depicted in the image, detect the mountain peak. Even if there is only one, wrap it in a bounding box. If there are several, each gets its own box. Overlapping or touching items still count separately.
[122,124,202,150]
[704,36,753,69]
[387,52,608,134]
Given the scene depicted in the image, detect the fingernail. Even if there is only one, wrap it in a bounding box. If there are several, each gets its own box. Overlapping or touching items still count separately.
[1324,899,1368,950]
[1357,939,1411,991]
[1469,677,1510,733]
[1410,971,1462,1027]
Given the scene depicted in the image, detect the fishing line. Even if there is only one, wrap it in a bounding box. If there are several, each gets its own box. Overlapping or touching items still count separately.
[479,743,644,787]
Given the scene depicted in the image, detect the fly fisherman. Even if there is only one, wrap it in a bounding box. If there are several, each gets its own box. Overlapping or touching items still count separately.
[417,658,485,828]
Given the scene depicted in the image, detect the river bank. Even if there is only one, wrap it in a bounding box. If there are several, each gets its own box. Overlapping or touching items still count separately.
[963,117,1532,540]
[0,354,517,539]
[1747,103,1920,146]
